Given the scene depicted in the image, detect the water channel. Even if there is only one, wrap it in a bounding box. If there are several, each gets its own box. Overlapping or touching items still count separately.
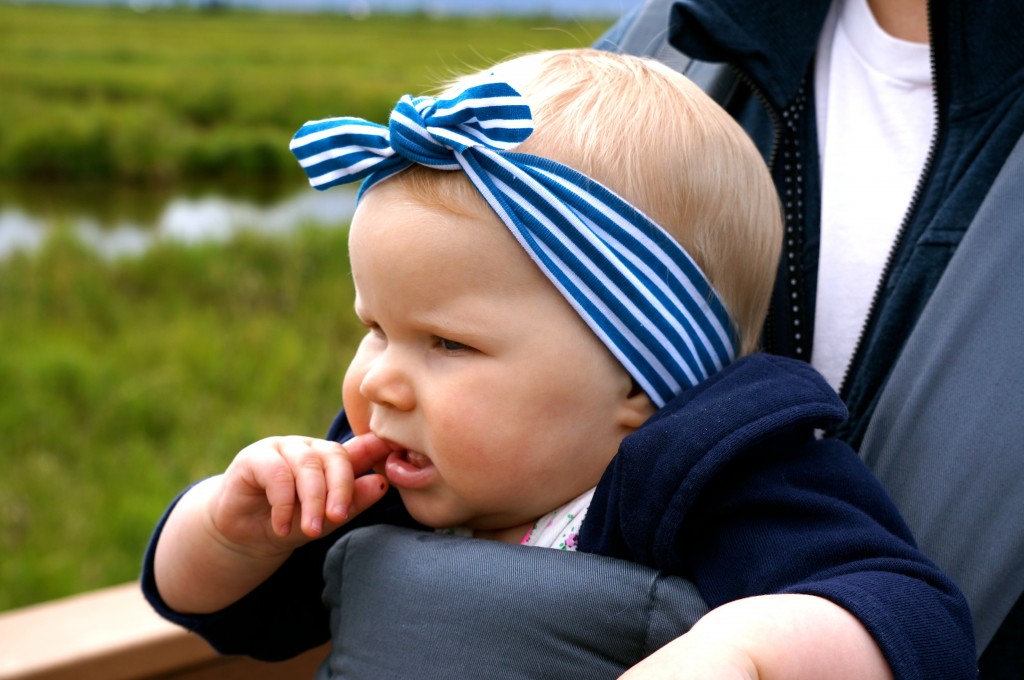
[0,181,358,260]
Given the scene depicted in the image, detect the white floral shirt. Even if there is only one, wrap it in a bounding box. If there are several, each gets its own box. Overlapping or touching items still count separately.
[519,487,595,551]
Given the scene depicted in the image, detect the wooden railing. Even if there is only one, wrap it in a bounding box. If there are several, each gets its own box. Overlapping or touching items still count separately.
[0,583,328,680]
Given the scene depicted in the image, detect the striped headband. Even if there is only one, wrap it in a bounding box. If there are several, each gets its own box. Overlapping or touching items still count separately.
[289,80,737,407]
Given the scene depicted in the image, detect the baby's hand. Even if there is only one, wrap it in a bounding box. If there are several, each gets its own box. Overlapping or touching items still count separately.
[207,433,392,558]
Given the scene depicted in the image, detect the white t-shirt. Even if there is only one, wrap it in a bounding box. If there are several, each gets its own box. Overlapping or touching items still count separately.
[811,0,934,391]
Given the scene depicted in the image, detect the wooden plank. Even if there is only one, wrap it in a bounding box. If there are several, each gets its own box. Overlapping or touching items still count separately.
[0,583,328,680]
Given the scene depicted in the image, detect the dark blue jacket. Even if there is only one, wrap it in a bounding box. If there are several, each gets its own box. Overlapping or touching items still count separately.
[142,354,975,679]
[608,0,1024,451]
[597,2,1024,670]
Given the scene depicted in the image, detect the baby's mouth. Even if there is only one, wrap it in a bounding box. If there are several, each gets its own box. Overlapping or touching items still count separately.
[384,447,436,489]
[404,450,432,469]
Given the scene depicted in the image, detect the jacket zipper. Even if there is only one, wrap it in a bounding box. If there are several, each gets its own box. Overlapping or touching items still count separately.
[726,65,783,353]
[836,0,943,400]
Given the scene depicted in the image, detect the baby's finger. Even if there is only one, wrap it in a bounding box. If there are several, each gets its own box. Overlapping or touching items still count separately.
[317,473,389,537]
[340,433,395,475]
[249,454,299,539]
[287,440,332,538]
[349,473,389,519]
[321,445,355,524]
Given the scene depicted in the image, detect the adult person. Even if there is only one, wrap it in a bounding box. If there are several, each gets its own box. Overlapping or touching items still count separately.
[600,0,1024,676]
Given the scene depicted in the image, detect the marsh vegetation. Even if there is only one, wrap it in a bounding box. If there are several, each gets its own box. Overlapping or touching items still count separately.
[0,3,610,610]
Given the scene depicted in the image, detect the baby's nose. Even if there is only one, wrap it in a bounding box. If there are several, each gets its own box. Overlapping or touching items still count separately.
[359,354,415,411]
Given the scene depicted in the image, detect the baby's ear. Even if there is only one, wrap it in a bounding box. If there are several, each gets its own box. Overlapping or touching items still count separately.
[618,380,656,430]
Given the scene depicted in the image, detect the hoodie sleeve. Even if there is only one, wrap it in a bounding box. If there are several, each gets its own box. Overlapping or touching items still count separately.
[580,355,976,680]
[685,433,975,680]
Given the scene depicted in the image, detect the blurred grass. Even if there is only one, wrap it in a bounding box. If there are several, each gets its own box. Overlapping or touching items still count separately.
[0,3,611,184]
[0,4,613,610]
[0,225,366,611]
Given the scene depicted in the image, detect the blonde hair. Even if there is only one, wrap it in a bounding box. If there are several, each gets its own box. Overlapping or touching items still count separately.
[395,49,782,356]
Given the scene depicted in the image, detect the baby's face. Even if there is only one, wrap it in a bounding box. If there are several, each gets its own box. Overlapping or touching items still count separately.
[342,180,651,541]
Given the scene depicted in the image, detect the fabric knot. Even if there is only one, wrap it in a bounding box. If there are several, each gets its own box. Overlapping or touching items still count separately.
[388,82,533,167]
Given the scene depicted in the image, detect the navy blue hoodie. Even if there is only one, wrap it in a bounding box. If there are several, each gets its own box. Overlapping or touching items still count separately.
[142,354,974,678]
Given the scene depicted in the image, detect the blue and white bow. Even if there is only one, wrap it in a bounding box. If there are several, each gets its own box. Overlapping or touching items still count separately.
[290,80,737,407]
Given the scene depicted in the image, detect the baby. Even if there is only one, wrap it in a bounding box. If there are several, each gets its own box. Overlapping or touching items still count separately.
[144,49,974,679]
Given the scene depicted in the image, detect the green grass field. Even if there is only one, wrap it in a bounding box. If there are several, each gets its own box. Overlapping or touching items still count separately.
[0,226,363,610]
[0,3,610,183]
[0,4,612,611]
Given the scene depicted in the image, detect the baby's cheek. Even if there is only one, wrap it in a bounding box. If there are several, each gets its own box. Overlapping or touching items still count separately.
[431,401,494,462]
[341,368,371,435]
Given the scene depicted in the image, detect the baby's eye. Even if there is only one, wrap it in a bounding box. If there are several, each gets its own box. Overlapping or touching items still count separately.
[437,337,470,353]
